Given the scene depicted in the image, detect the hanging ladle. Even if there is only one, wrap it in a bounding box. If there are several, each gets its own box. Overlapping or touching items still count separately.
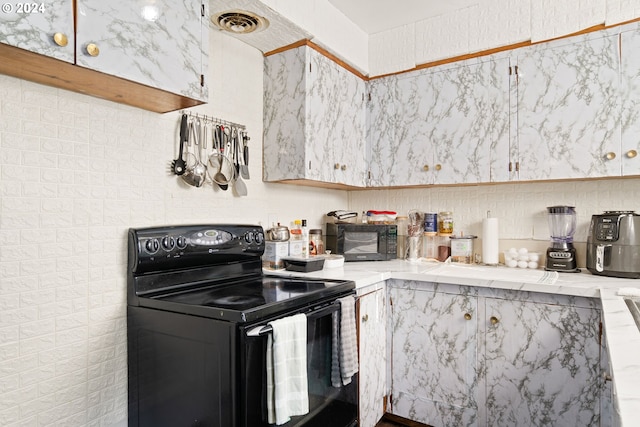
[208,125,233,190]
[232,127,248,197]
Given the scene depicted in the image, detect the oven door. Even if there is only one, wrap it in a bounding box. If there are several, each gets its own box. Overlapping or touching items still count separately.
[240,300,358,427]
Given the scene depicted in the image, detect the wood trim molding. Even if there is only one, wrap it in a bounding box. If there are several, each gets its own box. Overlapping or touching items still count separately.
[264,39,369,81]
[0,43,205,113]
[264,17,640,81]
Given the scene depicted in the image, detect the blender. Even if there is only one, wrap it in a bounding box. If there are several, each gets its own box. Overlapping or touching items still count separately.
[545,206,579,272]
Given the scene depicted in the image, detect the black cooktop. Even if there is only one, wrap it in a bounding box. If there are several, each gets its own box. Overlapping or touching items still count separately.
[141,276,354,323]
[127,225,355,323]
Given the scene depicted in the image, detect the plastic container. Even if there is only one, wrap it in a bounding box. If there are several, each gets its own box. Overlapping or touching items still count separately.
[422,232,438,259]
[450,235,477,264]
[282,256,325,272]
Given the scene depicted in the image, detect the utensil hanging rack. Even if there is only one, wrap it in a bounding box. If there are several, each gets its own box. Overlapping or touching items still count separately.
[181,111,246,131]
[171,111,250,197]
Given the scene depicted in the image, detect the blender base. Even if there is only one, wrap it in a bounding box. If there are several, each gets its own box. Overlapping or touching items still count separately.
[545,247,580,272]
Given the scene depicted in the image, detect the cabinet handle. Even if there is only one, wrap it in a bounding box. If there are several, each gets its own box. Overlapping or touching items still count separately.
[464,313,472,321]
[53,33,68,47]
[86,43,100,57]
[362,314,369,323]
[490,316,499,325]
[627,150,638,159]
[515,161,520,172]
[435,164,442,171]
[423,165,429,172]
[605,152,616,160]
[334,163,340,170]
[508,162,513,172]
[341,164,347,171]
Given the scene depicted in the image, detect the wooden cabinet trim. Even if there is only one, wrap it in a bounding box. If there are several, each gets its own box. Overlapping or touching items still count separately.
[0,43,204,113]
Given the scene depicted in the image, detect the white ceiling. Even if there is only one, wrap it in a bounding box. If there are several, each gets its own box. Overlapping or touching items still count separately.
[328,0,478,34]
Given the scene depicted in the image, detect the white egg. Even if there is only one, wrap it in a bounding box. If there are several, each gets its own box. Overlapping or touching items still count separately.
[507,259,518,268]
[528,261,539,269]
[517,260,528,268]
[508,248,518,256]
[518,247,529,256]
[518,255,529,262]
[528,253,539,262]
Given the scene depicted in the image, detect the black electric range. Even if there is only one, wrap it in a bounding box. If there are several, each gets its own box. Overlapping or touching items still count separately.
[127,224,358,427]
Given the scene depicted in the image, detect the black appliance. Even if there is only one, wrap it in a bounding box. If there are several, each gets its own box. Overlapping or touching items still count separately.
[325,223,397,261]
[545,205,579,272]
[127,224,358,427]
[587,211,640,278]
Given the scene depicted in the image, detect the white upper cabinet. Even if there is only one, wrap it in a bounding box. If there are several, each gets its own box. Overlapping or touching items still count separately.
[0,0,207,110]
[76,0,207,101]
[263,44,367,187]
[368,57,510,186]
[514,32,621,180]
[620,25,640,176]
[263,22,640,189]
[0,0,74,62]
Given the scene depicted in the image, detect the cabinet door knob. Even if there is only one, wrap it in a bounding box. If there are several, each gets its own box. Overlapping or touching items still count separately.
[86,43,100,57]
[341,164,347,171]
[464,313,472,321]
[435,164,442,171]
[53,32,68,47]
[605,152,616,160]
[362,314,369,323]
[334,163,340,170]
[490,316,499,325]
[627,150,638,159]
[422,165,429,171]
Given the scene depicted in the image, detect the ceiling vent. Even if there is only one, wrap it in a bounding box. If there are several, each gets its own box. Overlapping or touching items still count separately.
[211,10,269,34]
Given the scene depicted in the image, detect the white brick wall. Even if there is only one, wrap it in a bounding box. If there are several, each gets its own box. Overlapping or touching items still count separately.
[0,30,347,426]
[372,0,639,76]
[349,178,640,243]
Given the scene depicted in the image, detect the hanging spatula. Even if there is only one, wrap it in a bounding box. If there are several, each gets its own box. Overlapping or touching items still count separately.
[171,114,188,175]
[240,131,250,179]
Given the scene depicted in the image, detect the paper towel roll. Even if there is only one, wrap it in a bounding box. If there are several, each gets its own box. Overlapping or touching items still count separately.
[482,218,499,265]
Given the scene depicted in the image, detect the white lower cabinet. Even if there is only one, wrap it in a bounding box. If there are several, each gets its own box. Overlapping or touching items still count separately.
[388,280,607,427]
[357,285,387,427]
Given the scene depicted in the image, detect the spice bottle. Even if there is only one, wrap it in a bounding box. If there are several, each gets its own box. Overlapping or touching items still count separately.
[301,219,310,258]
[309,229,323,256]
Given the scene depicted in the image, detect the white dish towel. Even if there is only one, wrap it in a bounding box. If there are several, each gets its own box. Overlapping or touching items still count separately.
[266,313,309,425]
[331,295,359,387]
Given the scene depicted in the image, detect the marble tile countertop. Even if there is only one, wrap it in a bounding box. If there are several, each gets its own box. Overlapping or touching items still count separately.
[265,259,640,427]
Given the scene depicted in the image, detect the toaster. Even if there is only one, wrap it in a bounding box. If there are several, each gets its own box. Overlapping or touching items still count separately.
[586,211,640,279]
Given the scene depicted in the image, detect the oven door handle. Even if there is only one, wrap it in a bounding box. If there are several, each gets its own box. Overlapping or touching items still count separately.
[246,302,341,337]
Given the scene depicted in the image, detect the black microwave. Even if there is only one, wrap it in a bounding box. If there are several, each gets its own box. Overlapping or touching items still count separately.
[325,223,397,261]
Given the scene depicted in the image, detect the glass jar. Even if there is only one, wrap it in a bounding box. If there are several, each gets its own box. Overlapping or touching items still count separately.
[422,232,438,259]
[309,229,324,255]
[438,211,454,235]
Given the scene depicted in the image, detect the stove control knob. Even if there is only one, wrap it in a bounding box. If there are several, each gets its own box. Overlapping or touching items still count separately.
[176,236,187,249]
[254,232,264,244]
[161,236,175,251]
[144,238,159,254]
[244,233,254,244]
